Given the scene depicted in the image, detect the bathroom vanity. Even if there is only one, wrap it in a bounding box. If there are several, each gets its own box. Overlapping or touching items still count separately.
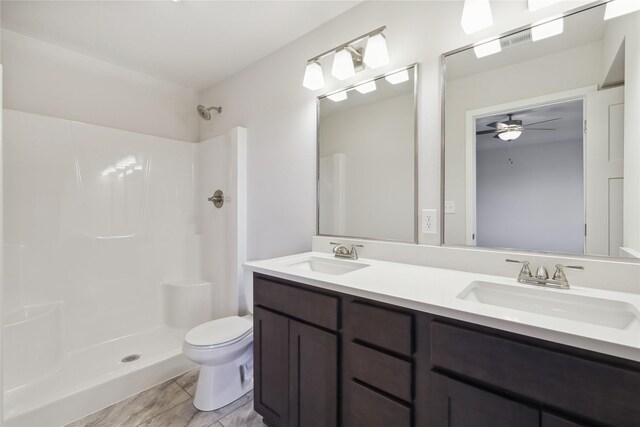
[246,254,640,427]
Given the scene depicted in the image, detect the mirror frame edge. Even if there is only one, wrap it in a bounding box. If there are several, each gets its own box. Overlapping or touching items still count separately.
[315,63,420,244]
[439,0,640,264]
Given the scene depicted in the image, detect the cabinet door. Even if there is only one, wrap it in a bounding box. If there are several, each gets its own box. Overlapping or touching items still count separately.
[254,307,289,426]
[289,320,338,427]
[429,374,539,427]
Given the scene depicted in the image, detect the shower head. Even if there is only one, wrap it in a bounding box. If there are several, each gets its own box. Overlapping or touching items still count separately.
[197,105,222,121]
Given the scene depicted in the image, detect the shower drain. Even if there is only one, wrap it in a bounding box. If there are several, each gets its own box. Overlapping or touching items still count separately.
[121,354,141,363]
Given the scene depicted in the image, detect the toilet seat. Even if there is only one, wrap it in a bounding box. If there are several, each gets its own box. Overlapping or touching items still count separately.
[185,316,253,349]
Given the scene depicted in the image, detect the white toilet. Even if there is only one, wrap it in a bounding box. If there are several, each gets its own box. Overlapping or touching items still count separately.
[182,295,254,410]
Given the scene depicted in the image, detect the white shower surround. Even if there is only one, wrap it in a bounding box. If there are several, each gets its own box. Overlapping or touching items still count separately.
[2,109,247,426]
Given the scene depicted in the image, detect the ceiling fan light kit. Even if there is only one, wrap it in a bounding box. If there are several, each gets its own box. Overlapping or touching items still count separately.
[476,113,561,142]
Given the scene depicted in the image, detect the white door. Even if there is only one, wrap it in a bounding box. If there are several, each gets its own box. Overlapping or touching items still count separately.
[585,86,625,256]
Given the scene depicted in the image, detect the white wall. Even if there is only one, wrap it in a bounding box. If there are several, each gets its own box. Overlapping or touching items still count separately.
[444,41,602,245]
[1,29,199,142]
[197,0,593,260]
[319,92,414,242]
[476,139,584,253]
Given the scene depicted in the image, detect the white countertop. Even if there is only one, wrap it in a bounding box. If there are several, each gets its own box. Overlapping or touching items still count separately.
[245,252,640,362]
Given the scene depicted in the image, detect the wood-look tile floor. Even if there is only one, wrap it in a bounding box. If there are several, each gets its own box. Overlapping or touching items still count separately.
[66,369,264,427]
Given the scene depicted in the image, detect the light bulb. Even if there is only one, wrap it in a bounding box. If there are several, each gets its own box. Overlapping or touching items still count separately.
[363,33,389,69]
[461,0,494,35]
[302,61,325,91]
[332,49,355,81]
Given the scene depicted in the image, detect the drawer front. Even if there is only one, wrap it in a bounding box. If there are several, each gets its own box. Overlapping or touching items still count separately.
[348,342,412,402]
[345,380,411,427]
[347,301,413,356]
[431,321,640,427]
[254,275,339,331]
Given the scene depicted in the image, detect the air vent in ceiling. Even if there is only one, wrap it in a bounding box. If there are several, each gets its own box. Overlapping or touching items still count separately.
[500,30,532,49]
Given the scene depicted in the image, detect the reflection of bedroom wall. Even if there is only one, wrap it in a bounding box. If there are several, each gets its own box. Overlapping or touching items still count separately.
[319,93,414,242]
[445,41,602,245]
[603,13,640,257]
[476,139,584,254]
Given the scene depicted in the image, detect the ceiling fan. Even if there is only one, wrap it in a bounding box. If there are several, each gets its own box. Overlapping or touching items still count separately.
[476,113,560,142]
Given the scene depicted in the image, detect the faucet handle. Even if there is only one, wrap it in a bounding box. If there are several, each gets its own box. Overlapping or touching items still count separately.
[506,259,532,278]
[553,264,584,280]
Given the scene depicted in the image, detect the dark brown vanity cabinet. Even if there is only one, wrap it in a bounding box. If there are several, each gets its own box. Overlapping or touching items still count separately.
[253,273,640,427]
[253,275,339,427]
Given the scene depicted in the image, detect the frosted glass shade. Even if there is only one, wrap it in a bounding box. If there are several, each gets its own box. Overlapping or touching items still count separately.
[302,61,325,91]
[604,0,640,20]
[332,49,355,81]
[363,33,389,69]
[327,91,348,102]
[355,81,377,94]
[531,17,563,41]
[473,39,501,58]
[498,130,522,141]
[461,0,494,35]
[385,69,409,85]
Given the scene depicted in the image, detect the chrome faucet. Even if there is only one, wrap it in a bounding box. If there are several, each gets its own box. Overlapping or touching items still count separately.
[330,242,363,260]
[506,259,583,289]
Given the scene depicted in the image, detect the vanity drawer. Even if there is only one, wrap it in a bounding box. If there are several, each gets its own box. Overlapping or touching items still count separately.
[347,301,414,356]
[253,275,339,331]
[345,380,411,427]
[348,342,412,402]
[431,321,640,427]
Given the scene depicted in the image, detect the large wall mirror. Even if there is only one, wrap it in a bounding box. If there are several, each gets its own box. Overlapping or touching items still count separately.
[317,65,417,242]
[443,2,639,260]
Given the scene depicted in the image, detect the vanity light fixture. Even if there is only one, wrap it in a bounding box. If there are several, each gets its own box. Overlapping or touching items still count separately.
[303,61,325,91]
[385,69,409,85]
[327,91,348,102]
[332,48,358,81]
[604,0,640,20]
[355,80,377,94]
[531,16,564,41]
[363,33,389,69]
[302,26,388,91]
[461,0,494,35]
[473,38,502,58]
[527,0,561,11]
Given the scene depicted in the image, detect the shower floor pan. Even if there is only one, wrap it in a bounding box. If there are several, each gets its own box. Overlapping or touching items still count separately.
[3,325,195,427]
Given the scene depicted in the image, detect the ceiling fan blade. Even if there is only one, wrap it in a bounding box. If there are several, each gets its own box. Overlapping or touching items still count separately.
[523,118,561,127]
[524,128,556,131]
[493,134,502,139]
[476,130,498,135]
[485,121,503,129]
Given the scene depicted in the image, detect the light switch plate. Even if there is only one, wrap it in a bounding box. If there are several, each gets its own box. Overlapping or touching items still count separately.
[422,209,437,234]
[445,200,456,214]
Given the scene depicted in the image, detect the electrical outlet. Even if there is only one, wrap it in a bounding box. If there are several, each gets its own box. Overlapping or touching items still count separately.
[422,209,437,234]
[444,200,456,214]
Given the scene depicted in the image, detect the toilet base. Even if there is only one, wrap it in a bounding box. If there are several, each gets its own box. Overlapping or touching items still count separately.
[193,345,253,411]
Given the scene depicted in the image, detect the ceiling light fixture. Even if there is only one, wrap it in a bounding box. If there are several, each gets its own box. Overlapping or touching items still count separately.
[473,38,502,58]
[527,0,561,11]
[385,69,409,85]
[604,0,640,20]
[461,0,494,35]
[303,61,325,91]
[498,129,523,141]
[531,16,564,41]
[327,91,348,102]
[355,80,377,94]
[302,26,387,91]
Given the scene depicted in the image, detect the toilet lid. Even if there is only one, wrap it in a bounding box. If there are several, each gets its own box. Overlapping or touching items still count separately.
[185,316,253,347]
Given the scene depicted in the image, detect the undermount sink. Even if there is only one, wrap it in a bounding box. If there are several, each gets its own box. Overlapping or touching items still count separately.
[286,256,369,276]
[458,281,639,330]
